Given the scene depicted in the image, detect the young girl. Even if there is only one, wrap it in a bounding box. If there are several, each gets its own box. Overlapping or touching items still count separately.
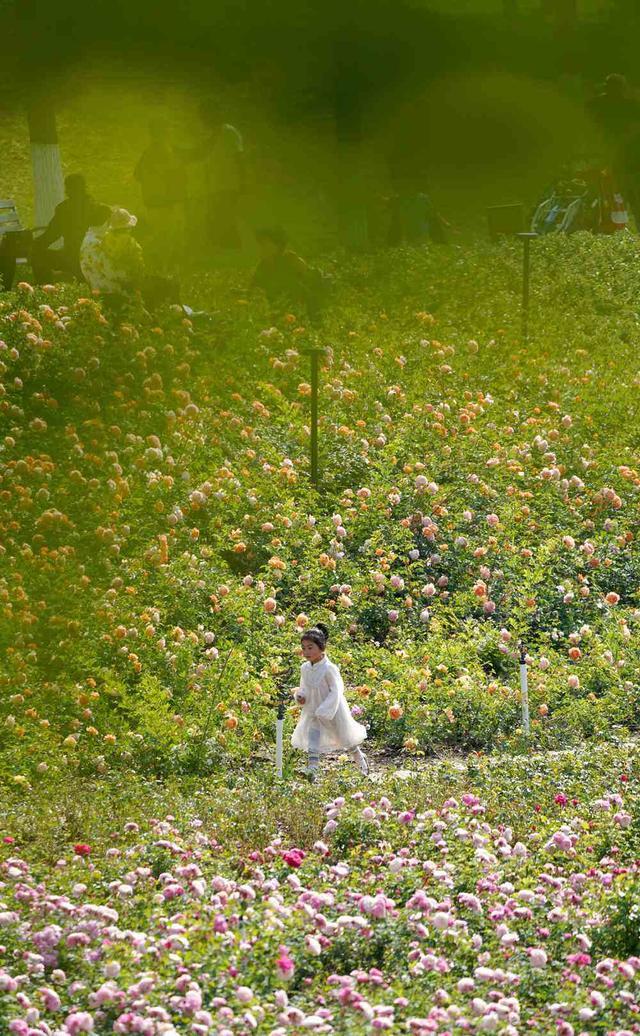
[291,623,368,779]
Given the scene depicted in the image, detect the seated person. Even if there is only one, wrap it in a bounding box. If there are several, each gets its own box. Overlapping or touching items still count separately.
[81,207,212,325]
[32,174,110,284]
[251,227,329,321]
[80,207,145,301]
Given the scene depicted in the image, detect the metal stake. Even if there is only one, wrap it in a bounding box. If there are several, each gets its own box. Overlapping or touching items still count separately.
[518,640,530,736]
[199,647,235,750]
[517,232,537,346]
[273,666,293,779]
[303,347,324,489]
[276,698,285,778]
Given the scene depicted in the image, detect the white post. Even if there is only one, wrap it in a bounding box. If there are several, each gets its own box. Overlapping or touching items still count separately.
[27,100,64,231]
[519,641,530,735]
[276,716,284,778]
[274,671,292,781]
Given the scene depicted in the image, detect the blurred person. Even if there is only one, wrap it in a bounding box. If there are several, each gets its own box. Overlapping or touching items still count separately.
[31,174,109,284]
[251,226,330,321]
[206,119,245,250]
[617,117,640,231]
[584,77,638,228]
[80,207,145,307]
[387,173,450,246]
[134,118,187,272]
[180,101,245,251]
[80,206,212,324]
[587,74,640,153]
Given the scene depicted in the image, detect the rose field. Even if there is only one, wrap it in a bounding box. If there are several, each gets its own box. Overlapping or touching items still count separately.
[3,231,640,1032]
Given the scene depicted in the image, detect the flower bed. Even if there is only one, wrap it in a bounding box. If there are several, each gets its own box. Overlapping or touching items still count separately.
[1,742,640,1033]
[2,234,640,784]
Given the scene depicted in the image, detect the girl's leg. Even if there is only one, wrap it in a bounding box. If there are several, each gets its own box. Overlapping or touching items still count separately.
[348,746,369,775]
[307,722,322,776]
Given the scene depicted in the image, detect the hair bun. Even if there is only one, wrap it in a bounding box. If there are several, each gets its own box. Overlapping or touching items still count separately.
[315,622,329,640]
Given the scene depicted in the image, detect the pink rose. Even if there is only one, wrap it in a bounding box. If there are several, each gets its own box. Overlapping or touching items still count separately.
[276,947,295,980]
[282,849,305,869]
[614,812,632,828]
[528,948,548,968]
[65,1012,95,1033]
[41,987,61,1012]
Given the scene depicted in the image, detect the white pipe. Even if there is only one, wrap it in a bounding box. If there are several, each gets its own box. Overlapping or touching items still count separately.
[520,659,530,735]
[276,717,284,778]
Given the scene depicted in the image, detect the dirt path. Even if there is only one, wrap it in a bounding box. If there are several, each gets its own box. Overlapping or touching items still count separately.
[264,735,640,783]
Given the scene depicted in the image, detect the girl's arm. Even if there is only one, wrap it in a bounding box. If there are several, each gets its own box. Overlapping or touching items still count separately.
[314,666,343,722]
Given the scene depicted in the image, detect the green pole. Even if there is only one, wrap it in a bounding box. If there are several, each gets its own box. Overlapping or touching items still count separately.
[303,347,324,489]
[517,232,537,347]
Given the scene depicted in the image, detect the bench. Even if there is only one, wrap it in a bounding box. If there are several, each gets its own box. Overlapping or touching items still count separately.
[486,203,526,240]
[0,200,36,291]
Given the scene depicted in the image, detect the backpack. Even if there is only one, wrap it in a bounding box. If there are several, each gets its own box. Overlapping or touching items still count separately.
[531,179,590,235]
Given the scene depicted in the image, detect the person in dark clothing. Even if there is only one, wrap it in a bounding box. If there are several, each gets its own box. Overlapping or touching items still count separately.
[134,120,187,210]
[251,227,329,321]
[587,75,640,152]
[617,117,640,230]
[178,102,246,252]
[31,174,109,284]
[387,174,450,246]
[134,119,187,270]
[585,76,640,227]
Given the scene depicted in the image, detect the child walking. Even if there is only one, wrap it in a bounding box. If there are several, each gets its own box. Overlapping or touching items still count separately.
[291,623,369,780]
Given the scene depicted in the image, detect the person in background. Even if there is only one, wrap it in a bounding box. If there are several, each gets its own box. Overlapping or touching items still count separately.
[204,107,245,250]
[617,116,640,231]
[586,76,640,231]
[31,174,110,284]
[387,173,450,246]
[80,207,145,308]
[80,206,212,324]
[587,74,640,161]
[251,226,329,321]
[134,119,187,271]
[181,102,246,251]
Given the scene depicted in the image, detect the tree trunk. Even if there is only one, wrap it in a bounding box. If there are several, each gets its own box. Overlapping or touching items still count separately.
[27,98,64,229]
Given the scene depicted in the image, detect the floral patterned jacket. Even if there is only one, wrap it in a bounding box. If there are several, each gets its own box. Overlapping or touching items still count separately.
[80,227,145,294]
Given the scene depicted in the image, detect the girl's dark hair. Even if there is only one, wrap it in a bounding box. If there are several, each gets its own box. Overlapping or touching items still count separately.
[301,622,329,649]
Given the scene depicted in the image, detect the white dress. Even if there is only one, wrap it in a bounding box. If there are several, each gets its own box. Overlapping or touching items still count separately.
[291,655,366,754]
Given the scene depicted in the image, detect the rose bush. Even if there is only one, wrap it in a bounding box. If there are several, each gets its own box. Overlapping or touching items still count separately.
[4,119,640,1033]
[2,234,640,783]
[1,741,640,1033]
